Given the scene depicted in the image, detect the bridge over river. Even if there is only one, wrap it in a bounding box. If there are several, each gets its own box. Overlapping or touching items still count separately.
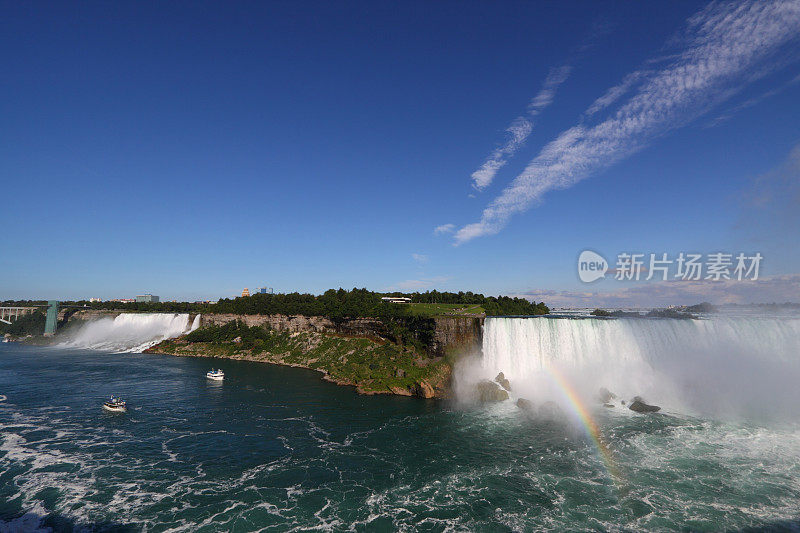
[0,301,79,335]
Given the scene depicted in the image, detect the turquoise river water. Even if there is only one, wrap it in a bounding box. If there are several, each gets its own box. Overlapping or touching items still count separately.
[1,316,800,531]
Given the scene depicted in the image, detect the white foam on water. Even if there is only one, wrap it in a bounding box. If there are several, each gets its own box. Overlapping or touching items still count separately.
[0,501,52,533]
[58,313,196,353]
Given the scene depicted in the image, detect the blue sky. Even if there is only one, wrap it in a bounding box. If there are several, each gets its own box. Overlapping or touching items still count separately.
[2,1,799,305]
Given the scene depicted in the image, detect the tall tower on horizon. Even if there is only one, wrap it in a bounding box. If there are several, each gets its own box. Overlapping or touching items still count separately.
[241,288,250,297]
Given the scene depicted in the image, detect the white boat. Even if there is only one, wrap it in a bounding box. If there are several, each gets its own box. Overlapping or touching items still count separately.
[102,396,127,413]
[206,369,224,381]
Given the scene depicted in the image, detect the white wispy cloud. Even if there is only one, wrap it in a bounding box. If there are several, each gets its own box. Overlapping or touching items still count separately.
[411,253,429,264]
[455,0,800,245]
[584,71,648,117]
[470,118,532,191]
[470,66,572,191]
[527,65,572,113]
[433,223,455,235]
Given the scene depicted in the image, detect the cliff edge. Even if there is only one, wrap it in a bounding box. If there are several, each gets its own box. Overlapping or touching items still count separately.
[145,314,483,399]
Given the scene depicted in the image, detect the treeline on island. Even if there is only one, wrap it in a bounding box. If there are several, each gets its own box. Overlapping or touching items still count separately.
[2,291,547,351]
[72,289,549,318]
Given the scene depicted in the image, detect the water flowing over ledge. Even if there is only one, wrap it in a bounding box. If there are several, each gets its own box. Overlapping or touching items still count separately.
[59,313,201,353]
[479,316,800,419]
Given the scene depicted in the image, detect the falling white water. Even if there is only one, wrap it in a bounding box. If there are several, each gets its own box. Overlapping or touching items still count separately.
[480,316,800,418]
[59,313,199,353]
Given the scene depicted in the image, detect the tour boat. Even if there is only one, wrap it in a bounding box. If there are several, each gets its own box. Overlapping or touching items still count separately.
[102,396,127,413]
[206,369,224,381]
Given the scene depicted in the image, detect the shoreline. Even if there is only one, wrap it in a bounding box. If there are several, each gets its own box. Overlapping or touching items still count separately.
[145,332,453,399]
[145,343,430,398]
[7,309,483,400]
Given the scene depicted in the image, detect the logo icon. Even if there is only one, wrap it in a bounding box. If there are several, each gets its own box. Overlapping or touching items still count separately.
[578,250,608,283]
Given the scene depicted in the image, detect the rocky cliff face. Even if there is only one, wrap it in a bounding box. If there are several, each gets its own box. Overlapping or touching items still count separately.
[198,314,387,339]
[65,311,484,356]
[432,316,483,356]
[148,329,454,399]
[61,309,122,321]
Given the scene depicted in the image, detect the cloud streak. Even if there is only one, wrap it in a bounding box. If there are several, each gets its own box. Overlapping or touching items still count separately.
[433,223,455,235]
[470,66,572,191]
[527,65,572,113]
[456,0,800,244]
[584,71,647,117]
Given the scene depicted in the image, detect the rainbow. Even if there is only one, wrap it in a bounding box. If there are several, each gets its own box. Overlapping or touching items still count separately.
[542,363,623,484]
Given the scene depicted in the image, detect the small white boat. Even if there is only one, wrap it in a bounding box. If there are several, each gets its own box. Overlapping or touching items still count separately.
[206,369,224,381]
[103,396,127,413]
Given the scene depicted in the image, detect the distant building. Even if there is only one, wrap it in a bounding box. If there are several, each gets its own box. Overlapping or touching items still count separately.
[381,296,412,304]
[256,287,274,294]
[109,298,136,303]
[89,297,102,303]
[241,288,250,297]
[136,294,160,303]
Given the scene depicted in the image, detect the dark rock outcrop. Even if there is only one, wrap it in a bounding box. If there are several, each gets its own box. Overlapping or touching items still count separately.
[516,398,535,412]
[629,396,661,413]
[432,316,483,356]
[495,372,512,392]
[472,380,509,402]
[413,380,435,399]
[597,387,616,404]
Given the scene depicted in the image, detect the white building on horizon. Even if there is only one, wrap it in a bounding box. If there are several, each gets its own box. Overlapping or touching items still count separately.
[381,296,412,304]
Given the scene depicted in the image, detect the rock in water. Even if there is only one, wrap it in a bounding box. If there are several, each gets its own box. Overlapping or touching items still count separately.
[597,387,616,404]
[629,396,661,413]
[495,372,512,392]
[414,380,435,399]
[538,401,565,421]
[516,398,535,412]
[473,380,509,402]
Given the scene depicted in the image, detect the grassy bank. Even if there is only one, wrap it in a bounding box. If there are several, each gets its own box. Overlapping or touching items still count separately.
[148,321,452,398]
[406,303,485,316]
